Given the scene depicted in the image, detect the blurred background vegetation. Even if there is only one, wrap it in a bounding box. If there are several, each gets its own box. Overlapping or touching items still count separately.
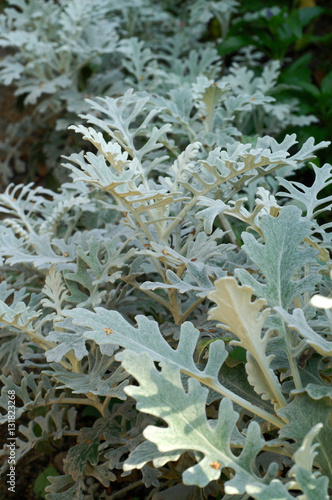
[0,0,331,186]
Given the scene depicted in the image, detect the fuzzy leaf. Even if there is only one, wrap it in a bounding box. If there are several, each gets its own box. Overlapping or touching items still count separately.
[44,350,128,397]
[274,307,332,356]
[0,332,25,382]
[122,350,277,492]
[5,234,76,269]
[41,265,69,315]
[78,91,171,162]
[246,480,293,499]
[288,468,329,500]
[0,286,41,330]
[1,405,77,475]
[65,308,283,426]
[276,163,332,220]
[63,418,120,481]
[236,206,320,309]
[45,318,89,363]
[278,392,332,481]
[195,197,227,234]
[45,475,85,499]
[0,372,39,424]
[142,261,224,298]
[286,424,330,500]
[208,277,284,407]
[124,441,184,471]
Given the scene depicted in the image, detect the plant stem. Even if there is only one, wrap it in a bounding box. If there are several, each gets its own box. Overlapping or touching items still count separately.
[33,397,102,409]
[303,263,310,305]
[218,213,240,247]
[282,322,302,390]
[101,396,112,417]
[110,479,144,499]
[182,369,286,428]
[168,287,182,324]
[125,278,172,312]
[180,221,204,255]
[180,297,205,323]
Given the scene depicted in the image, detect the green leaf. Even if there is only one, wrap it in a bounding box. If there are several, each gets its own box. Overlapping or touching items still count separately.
[217,361,275,413]
[63,418,119,481]
[279,53,313,90]
[298,7,324,28]
[321,70,332,96]
[34,465,60,499]
[218,36,252,56]
[236,206,320,309]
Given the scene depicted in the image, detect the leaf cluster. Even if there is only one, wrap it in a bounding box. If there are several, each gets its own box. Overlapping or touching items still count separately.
[0,1,331,499]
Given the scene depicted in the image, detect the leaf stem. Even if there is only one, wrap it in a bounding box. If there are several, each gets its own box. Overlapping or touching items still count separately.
[218,213,241,248]
[110,479,144,499]
[182,370,286,428]
[180,297,205,323]
[125,278,173,313]
[282,322,302,390]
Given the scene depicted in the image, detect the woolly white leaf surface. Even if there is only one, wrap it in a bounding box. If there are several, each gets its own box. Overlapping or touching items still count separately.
[122,349,276,492]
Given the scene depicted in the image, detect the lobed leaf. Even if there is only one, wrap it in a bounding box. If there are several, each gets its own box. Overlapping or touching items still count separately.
[236,206,320,309]
[121,349,277,492]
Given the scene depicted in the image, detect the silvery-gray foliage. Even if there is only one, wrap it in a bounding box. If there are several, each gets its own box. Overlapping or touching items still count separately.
[0,83,331,496]
[0,0,317,183]
[0,1,331,499]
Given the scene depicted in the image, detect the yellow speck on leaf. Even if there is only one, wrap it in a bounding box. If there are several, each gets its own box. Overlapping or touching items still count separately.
[103,327,113,335]
[210,460,221,470]
[63,252,69,257]
[162,249,167,255]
